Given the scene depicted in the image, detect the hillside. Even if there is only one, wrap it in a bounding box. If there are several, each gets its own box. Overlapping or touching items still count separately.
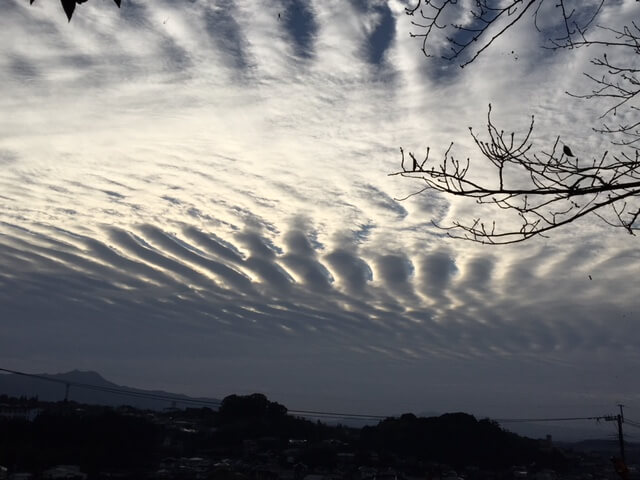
[0,393,574,477]
[0,370,219,411]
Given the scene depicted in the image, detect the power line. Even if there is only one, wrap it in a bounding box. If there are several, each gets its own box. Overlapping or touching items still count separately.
[495,415,615,423]
[0,367,628,426]
[288,409,387,420]
[623,418,640,429]
[0,367,385,421]
[0,367,222,408]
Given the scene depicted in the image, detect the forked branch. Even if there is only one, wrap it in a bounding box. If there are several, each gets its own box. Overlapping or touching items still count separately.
[391,106,640,244]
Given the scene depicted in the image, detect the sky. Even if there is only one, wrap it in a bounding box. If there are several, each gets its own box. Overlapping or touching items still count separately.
[1,0,640,440]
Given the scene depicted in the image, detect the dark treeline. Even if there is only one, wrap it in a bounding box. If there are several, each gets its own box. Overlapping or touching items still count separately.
[361,413,566,469]
[0,403,159,474]
[0,393,567,477]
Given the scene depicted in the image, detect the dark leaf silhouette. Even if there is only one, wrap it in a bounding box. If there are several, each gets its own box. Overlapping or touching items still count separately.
[563,145,575,157]
[29,0,122,20]
[60,0,75,21]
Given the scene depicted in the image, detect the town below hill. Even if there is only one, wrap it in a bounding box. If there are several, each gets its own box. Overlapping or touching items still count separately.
[0,393,635,480]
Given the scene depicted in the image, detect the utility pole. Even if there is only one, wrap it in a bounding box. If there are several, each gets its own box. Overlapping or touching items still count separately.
[618,404,626,464]
[604,406,629,480]
[64,382,70,403]
[604,406,626,464]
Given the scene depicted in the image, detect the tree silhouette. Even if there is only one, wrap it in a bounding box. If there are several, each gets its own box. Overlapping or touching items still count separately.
[404,0,605,68]
[29,0,121,22]
[397,1,640,243]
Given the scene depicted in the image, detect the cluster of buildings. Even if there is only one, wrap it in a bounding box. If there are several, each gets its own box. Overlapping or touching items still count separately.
[0,401,637,480]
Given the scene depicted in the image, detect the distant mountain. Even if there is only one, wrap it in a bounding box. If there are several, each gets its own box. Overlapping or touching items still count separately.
[557,438,640,456]
[0,370,220,411]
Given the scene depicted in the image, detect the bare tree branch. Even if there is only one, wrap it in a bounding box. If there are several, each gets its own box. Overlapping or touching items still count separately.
[392,106,640,244]
[404,0,604,67]
[398,1,640,243]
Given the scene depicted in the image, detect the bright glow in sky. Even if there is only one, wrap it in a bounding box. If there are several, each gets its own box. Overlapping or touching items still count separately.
[2,0,640,440]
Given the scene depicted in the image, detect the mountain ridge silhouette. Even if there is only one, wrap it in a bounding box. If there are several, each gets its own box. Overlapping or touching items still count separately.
[0,369,220,410]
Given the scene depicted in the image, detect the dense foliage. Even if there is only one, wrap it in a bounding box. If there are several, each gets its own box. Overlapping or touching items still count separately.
[0,396,567,476]
[360,412,566,469]
[0,406,160,474]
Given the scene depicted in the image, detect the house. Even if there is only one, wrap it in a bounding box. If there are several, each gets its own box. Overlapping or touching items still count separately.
[9,473,33,480]
[42,466,87,480]
[0,405,41,422]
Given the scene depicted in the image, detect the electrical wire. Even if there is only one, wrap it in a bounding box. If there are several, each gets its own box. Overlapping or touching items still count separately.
[0,367,628,425]
[0,367,385,421]
[495,415,615,423]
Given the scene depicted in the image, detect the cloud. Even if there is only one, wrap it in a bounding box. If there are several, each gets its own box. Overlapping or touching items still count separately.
[324,248,373,295]
[375,252,413,291]
[0,149,18,166]
[183,227,245,264]
[281,0,319,59]
[417,248,457,300]
[364,2,396,66]
[203,0,253,72]
[281,228,334,290]
[139,224,254,292]
[357,183,408,219]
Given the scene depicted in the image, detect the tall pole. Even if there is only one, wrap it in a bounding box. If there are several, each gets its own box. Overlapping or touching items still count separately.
[618,404,626,464]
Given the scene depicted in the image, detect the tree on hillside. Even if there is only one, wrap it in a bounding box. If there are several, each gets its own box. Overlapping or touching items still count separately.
[395,0,640,243]
[29,0,121,22]
[359,412,567,469]
[218,393,288,425]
